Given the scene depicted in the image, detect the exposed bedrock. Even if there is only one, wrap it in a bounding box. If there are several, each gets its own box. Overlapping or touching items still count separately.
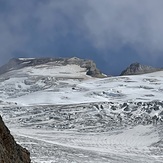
[0,116,30,163]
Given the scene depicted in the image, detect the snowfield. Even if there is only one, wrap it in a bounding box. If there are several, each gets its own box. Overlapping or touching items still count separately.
[0,62,163,163]
[3,71,163,106]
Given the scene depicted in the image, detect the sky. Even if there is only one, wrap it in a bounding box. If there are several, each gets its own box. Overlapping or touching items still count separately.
[0,0,163,75]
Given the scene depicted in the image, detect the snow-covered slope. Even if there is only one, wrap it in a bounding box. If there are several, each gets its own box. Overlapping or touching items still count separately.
[2,68,163,105]
[0,59,163,163]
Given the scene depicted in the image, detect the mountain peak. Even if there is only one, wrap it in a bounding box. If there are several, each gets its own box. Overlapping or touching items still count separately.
[120,62,161,75]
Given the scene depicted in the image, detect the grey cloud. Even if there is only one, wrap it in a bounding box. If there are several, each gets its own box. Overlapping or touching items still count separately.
[34,0,89,40]
[0,0,163,65]
[84,0,163,59]
[0,0,37,63]
[0,0,88,61]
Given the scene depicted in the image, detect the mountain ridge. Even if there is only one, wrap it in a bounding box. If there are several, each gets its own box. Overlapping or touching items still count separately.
[0,57,105,78]
[120,62,162,75]
[1,57,162,77]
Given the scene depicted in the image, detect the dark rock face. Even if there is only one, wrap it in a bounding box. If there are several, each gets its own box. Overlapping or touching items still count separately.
[0,57,105,78]
[120,62,162,75]
[0,116,30,163]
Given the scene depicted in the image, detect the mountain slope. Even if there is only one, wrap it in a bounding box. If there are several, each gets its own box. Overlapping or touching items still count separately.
[0,58,163,162]
[0,57,104,78]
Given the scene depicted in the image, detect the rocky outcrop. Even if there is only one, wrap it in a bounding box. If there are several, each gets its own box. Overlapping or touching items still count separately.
[120,62,162,75]
[0,116,30,163]
[0,57,105,78]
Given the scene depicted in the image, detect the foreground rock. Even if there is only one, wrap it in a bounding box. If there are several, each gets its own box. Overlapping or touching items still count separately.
[0,116,30,163]
[120,62,161,75]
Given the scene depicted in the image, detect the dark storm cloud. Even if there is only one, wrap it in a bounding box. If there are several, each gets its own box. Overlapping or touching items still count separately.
[0,0,163,74]
[0,0,89,62]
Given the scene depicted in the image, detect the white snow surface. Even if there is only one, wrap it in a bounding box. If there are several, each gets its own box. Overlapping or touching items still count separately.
[18,58,35,60]
[4,70,163,106]
[0,63,163,162]
[11,125,161,163]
